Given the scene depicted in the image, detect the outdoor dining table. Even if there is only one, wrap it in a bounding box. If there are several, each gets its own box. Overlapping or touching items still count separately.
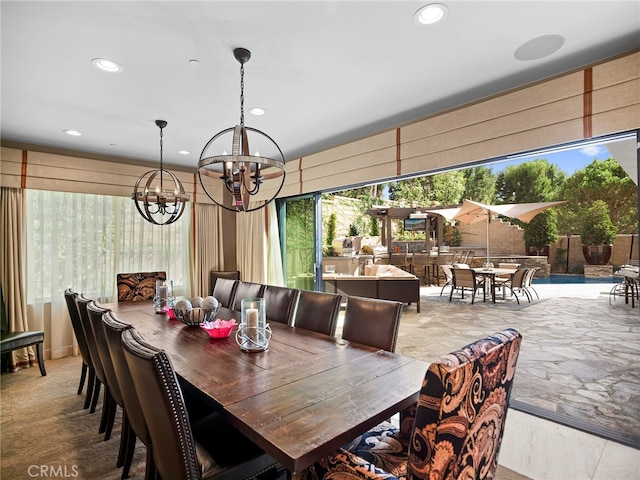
[472,267,517,303]
[104,300,428,479]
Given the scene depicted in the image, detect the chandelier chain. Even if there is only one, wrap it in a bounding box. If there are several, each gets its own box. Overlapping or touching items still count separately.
[159,123,164,190]
[240,62,245,126]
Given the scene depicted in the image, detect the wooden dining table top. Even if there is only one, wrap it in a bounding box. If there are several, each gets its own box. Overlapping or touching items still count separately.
[103,300,428,477]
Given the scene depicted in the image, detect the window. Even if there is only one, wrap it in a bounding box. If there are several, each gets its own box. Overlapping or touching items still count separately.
[26,190,191,303]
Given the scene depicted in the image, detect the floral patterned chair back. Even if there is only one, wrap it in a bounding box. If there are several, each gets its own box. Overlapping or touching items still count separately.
[407,328,522,479]
[116,272,166,302]
[300,328,522,480]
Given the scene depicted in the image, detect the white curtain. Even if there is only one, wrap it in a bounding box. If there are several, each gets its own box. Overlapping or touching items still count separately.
[25,190,192,359]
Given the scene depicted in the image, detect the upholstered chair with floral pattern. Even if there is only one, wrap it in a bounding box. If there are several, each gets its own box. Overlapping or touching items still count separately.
[301,328,522,480]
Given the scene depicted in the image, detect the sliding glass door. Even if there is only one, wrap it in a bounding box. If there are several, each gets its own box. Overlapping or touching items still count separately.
[278,194,321,291]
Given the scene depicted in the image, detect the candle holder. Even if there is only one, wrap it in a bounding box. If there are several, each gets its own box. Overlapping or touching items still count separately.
[154,280,175,313]
[235,298,271,352]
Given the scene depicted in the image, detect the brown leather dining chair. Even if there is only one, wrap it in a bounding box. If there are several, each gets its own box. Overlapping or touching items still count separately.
[77,296,118,441]
[209,270,240,296]
[75,294,106,417]
[211,278,238,309]
[121,327,279,480]
[231,281,266,311]
[341,296,402,352]
[293,290,343,336]
[301,329,523,480]
[87,301,131,473]
[64,288,96,409]
[262,285,300,325]
[102,310,155,480]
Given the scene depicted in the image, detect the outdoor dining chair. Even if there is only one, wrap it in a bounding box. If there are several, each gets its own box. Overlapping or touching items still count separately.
[449,267,483,304]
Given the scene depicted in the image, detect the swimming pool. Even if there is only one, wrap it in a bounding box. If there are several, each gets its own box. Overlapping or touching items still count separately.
[533,274,622,284]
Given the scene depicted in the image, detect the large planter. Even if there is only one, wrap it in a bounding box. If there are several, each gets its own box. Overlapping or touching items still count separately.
[582,245,612,265]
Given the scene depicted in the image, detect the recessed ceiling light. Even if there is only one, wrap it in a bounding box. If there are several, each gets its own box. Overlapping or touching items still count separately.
[249,107,266,116]
[91,58,123,73]
[178,150,190,155]
[63,129,82,136]
[414,3,448,25]
[514,35,565,61]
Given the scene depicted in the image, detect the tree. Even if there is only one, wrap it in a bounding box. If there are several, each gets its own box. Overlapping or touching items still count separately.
[463,167,497,204]
[523,209,559,253]
[387,171,465,206]
[581,200,617,246]
[557,158,637,234]
[495,159,566,204]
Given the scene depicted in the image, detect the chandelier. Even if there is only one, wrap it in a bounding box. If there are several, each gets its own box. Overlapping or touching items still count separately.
[131,120,190,225]
[198,48,286,212]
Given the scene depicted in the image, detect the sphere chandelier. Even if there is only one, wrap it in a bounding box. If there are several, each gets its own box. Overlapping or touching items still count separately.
[198,48,286,212]
[131,120,190,225]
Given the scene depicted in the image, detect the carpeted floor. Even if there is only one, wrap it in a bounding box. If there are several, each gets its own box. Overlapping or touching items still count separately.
[1,356,148,479]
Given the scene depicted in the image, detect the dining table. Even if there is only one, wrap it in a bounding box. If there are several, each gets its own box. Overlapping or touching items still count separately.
[472,267,517,303]
[103,300,428,479]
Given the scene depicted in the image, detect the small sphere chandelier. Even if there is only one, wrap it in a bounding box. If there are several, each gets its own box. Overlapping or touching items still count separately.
[131,120,190,225]
[198,48,286,212]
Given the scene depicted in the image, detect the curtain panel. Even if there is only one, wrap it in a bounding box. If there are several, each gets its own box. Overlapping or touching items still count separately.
[0,187,35,370]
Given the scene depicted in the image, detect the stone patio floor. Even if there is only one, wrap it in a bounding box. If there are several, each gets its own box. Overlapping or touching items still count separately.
[386,281,640,447]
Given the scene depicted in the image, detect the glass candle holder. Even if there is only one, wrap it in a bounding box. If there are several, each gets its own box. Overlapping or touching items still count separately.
[236,298,271,352]
[154,280,175,313]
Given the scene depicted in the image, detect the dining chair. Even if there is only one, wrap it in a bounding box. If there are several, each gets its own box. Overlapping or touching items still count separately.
[293,290,343,336]
[389,252,410,273]
[494,268,529,304]
[301,328,523,480]
[87,301,128,465]
[435,252,455,285]
[523,267,540,299]
[341,296,402,352]
[449,267,483,304]
[231,281,266,311]
[410,253,431,284]
[102,311,156,480]
[116,271,166,302]
[262,285,300,325]
[209,270,240,296]
[64,288,96,409]
[75,294,110,428]
[211,278,238,309]
[121,327,279,480]
[439,262,470,297]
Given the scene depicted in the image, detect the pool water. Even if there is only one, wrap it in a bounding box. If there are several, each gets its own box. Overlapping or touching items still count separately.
[533,274,622,284]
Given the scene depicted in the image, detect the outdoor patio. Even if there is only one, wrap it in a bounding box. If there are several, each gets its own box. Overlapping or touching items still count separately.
[386,280,640,448]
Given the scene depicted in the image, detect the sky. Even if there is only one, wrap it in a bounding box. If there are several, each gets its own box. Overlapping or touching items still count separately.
[490,144,612,175]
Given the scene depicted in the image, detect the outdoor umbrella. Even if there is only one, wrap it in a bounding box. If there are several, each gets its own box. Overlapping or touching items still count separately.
[427,199,566,268]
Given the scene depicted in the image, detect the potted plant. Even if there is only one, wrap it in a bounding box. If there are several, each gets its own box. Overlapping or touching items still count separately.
[580,200,617,265]
[523,209,558,256]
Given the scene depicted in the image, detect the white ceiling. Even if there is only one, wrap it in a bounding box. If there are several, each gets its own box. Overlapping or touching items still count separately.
[2,1,639,175]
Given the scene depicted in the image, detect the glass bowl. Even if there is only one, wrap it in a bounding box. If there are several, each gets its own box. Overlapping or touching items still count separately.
[201,319,237,338]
